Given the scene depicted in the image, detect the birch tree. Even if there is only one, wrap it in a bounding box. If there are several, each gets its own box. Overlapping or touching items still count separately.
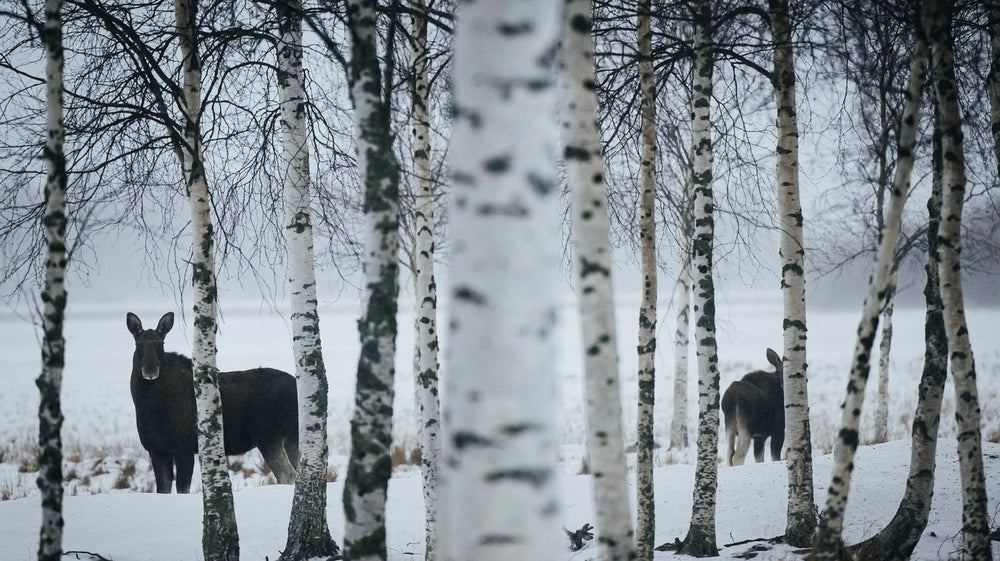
[811,2,929,556]
[851,73,948,561]
[635,0,658,557]
[770,0,815,546]
[176,0,240,556]
[930,1,992,557]
[277,0,339,558]
[669,258,690,450]
[37,1,67,559]
[988,1,1000,176]
[873,269,897,443]
[174,1,240,559]
[343,1,401,560]
[679,0,720,556]
[560,0,634,559]
[439,0,563,559]
[409,2,443,559]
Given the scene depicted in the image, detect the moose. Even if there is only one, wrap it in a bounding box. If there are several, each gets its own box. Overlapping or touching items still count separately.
[127,311,299,493]
[721,348,784,466]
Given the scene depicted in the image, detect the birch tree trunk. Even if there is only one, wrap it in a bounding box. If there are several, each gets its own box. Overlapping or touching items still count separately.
[409,3,442,559]
[679,0,719,556]
[872,270,897,444]
[811,4,929,556]
[636,0,658,557]
[669,258,690,450]
[851,81,948,561]
[439,0,562,559]
[277,1,339,558]
[560,1,634,560]
[174,1,239,559]
[343,2,401,560]
[930,1,993,557]
[988,1,1000,176]
[769,0,816,546]
[37,2,67,558]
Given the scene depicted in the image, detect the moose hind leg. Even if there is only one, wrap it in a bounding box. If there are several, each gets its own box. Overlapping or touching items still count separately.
[174,453,195,494]
[150,452,174,494]
[725,420,738,466]
[732,420,752,466]
[260,440,297,484]
[284,437,299,471]
[753,437,766,463]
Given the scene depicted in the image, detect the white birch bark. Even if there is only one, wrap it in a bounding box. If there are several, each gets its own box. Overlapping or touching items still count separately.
[409,3,442,559]
[872,270,897,444]
[930,1,993,557]
[343,2,401,560]
[770,0,815,546]
[679,0,720,556]
[560,1,634,559]
[174,2,239,560]
[669,258,690,450]
[812,6,928,557]
[636,0,658,557]
[851,81,948,560]
[277,1,338,558]
[37,2,67,558]
[440,1,562,560]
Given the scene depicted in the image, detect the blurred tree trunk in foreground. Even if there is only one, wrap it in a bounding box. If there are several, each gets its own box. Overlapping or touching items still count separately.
[439,0,563,559]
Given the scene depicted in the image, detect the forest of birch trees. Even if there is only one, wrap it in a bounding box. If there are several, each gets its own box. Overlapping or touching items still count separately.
[2,0,999,560]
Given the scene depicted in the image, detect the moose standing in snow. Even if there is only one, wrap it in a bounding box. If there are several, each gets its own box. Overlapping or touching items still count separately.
[721,348,784,466]
[126,312,299,493]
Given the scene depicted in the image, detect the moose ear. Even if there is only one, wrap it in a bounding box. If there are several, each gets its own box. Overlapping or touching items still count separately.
[766,348,782,371]
[156,312,174,337]
[126,313,143,336]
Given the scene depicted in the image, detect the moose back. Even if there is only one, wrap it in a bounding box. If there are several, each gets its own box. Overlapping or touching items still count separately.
[127,312,299,493]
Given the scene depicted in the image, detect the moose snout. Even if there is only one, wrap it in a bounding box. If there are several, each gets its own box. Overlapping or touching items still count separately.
[141,364,160,380]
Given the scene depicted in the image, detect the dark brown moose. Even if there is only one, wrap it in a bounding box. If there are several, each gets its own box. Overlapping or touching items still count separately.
[721,348,784,466]
[127,312,299,493]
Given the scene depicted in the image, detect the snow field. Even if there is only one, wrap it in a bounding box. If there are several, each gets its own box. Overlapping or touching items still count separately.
[0,297,997,500]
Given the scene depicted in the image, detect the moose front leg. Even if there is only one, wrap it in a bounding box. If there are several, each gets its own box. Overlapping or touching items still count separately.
[150,452,175,493]
[174,453,195,493]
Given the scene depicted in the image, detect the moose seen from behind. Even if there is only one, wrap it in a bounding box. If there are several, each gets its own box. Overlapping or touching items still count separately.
[127,312,299,493]
[721,348,784,466]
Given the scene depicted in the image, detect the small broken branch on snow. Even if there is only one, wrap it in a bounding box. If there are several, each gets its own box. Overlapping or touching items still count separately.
[565,523,594,551]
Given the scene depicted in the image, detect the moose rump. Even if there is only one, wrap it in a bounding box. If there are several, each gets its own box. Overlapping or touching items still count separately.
[127,312,299,493]
[721,348,784,466]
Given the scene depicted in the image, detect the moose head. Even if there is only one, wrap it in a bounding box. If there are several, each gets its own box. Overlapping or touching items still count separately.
[126,312,174,381]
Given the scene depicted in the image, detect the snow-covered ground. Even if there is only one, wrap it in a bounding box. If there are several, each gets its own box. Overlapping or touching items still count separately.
[0,295,998,559]
[1,440,999,560]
